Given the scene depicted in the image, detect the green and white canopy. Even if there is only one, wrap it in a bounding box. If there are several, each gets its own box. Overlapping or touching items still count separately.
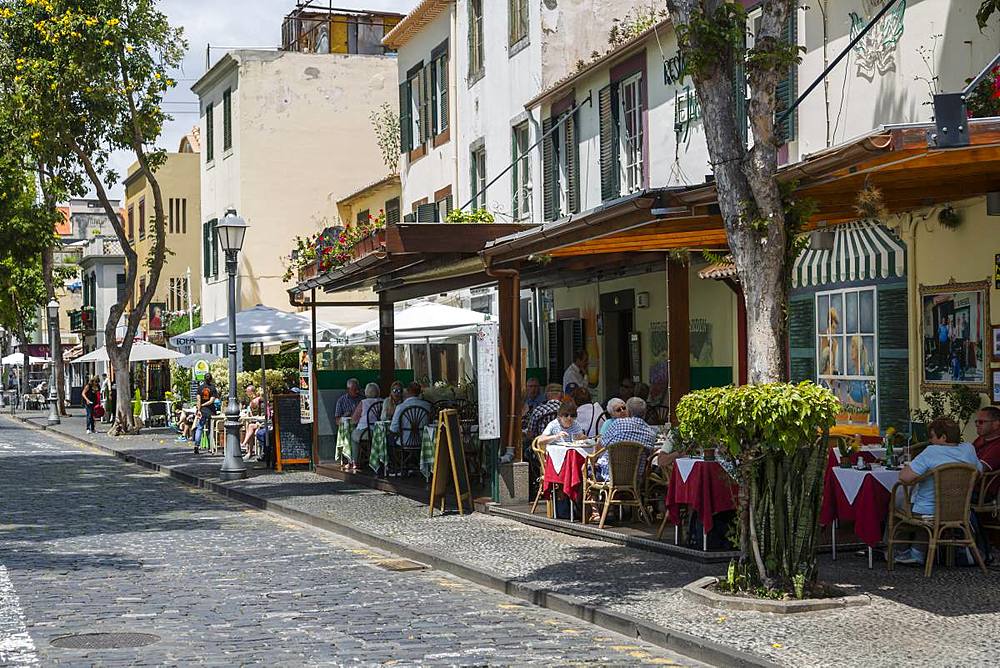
[792,220,905,289]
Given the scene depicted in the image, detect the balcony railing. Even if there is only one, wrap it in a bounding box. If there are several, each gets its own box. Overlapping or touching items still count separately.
[281,4,400,55]
[82,236,124,258]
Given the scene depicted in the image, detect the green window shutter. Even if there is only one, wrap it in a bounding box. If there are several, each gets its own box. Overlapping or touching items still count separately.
[205,104,214,162]
[211,220,219,278]
[469,149,480,210]
[438,57,449,132]
[202,222,210,277]
[541,117,556,221]
[385,197,400,225]
[599,84,619,202]
[547,322,559,383]
[399,81,411,153]
[732,27,748,147]
[877,285,909,432]
[511,128,519,220]
[566,112,581,214]
[422,64,433,141]
[775,10,798,143]
[445,194,453,214]
[222,88,232,151]
[788,295,815,383]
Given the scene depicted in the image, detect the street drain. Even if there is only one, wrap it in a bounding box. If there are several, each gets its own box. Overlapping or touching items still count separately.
[375,558,428,572]
[51,632,160,649]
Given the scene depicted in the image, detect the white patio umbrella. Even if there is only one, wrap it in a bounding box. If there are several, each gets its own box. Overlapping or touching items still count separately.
[173,352,221,369]
[168,304,345,347]
[72,341,185,364]
[1,352,49,365]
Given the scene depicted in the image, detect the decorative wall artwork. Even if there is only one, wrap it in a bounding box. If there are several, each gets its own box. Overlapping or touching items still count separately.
[919,279,991,392]
[649,321,668,392]
[993,369,1000,405]
[690,318,714,367]
[148,302,165,331]
[992,324,1000,359]
[850,0,906,80]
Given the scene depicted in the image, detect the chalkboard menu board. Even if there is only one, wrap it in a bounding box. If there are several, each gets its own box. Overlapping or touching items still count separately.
[429,409,473,516]
[273,393,313,471]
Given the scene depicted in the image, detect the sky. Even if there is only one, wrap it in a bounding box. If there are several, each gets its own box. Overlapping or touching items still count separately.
[104,0,417,199]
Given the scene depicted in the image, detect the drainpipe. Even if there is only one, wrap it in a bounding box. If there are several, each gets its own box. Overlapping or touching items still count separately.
[450,6,460,199]
[485,263,520,462]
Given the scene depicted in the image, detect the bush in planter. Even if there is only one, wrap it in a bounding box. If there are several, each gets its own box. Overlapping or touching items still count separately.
[675,382,840,596]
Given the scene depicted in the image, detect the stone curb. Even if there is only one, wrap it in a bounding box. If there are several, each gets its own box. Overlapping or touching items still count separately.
[9,415,776,668]
[683,576,871,614]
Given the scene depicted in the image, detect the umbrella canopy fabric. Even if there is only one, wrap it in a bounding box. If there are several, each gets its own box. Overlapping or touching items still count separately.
[73,341,185,364]
[173,352,221,369]
[344,300,487,345]
[1,352,49,365]
[169,304,345,347]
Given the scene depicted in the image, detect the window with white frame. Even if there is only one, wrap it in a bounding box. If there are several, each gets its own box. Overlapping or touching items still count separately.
[618,72,643,194]
[816,287,878,424]
[432,49,448,135]
[555,119,570,213]
[511,122,531,220]
[470,145,487,210]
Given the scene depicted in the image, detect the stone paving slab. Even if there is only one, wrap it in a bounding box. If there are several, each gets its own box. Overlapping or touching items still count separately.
[11,412,1000,667]
[0,418,697,666]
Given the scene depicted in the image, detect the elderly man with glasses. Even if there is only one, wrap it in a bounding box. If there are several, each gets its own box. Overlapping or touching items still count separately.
[974,406,1000,484]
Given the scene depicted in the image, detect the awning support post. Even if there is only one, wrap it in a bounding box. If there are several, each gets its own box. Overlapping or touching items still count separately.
[665,256,690,419]
[378,293,395,395]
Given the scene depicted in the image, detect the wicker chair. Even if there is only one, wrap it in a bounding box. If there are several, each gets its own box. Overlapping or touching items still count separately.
[582,441,652,529]
[529,437,550,515]
[887,463,987,577]
[643,450,669,522]
[972,469,1000,535]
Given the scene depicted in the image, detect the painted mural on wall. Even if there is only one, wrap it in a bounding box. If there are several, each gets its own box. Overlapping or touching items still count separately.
[582,304,600,387]
[850,0,906,81]
[689,318,714,367]
[919,279,991,392]
[649,321,668,401]
[817,287,878,426]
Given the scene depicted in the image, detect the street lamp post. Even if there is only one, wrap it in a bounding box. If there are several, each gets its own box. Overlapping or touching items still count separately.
[46,299,60,426]
[216,208,248,481]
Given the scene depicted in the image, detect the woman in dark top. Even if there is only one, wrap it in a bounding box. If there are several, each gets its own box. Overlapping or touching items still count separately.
[81,376,101,433]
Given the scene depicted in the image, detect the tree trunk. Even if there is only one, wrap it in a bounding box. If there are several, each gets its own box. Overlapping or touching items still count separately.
[41,247,67,415]
[108,347,134,432]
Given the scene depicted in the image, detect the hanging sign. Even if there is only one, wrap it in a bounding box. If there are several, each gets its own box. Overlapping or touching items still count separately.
[475,322,500,440]
[298,338,313,424]
[193,359,209,382]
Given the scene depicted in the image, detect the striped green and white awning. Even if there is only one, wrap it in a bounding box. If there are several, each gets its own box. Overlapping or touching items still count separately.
[792,220,905,288]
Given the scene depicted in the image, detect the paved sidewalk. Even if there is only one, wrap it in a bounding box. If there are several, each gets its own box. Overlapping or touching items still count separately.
[10,412,1000,667]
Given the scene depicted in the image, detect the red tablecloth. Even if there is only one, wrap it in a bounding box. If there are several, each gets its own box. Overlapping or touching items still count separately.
[819,468,893,547]
[542,449,587,503]
[664,460,738,533]
[826,448,878,470]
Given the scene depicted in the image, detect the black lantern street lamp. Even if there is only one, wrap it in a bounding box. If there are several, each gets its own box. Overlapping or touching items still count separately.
[217,208,248,481]
[46,299,60,426]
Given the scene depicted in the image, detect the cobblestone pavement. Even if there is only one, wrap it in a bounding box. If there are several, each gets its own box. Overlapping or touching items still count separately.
[0,420,698,666]
[11,413,1000,667]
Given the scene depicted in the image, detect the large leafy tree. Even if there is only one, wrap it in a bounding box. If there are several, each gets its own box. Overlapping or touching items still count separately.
[0,0,185,430]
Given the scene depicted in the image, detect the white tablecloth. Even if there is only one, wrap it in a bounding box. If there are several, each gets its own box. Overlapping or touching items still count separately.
[675,457,702,483]
[832,466,900,505]
[546,443,595,475]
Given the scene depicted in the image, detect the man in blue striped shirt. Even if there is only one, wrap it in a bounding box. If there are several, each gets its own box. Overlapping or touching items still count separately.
[596,397,657,480]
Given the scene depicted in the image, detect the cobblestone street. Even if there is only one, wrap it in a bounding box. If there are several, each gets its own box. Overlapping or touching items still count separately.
[0,420,697,666]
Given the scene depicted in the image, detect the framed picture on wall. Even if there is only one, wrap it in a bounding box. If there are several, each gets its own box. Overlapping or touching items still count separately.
[994,369,1000,405]
[993,325,1000,359]
[919,279,991,393]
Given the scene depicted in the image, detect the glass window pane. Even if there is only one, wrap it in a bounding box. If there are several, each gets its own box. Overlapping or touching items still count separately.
[845,291,859,334]
[819,336,843,376]
[861,336,876,376]
[817,294,830,334]
[859,289,875,334]
[828,293,843,334]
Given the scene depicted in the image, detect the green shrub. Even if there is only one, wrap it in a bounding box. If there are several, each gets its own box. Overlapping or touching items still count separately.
[676,382,840,597]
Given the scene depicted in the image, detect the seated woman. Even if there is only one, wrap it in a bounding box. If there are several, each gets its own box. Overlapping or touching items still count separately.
[381,381,404,422]
[536,400,585,446]
[240,385,264,457]
[350,382,383,471]
[893,417,982,565]
[599,397,626,438]
[572,386,604,437]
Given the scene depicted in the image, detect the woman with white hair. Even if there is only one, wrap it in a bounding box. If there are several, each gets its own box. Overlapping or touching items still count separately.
[599,397,627,438]
[349,382,383,471]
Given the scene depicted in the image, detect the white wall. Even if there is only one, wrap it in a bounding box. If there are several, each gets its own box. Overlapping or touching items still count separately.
[397,10,456,211]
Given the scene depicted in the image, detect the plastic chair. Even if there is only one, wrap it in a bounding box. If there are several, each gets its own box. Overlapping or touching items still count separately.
[887,463,987,577]
[582,441,652,528]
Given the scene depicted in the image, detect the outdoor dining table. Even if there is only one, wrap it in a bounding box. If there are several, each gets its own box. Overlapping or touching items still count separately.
[542,442,596,521]
[826,446,885,470]
[139,400,172,426]
[336,417,354,463]
[369,420,390,473]
[664,457,739,551]
[820,464,900,568]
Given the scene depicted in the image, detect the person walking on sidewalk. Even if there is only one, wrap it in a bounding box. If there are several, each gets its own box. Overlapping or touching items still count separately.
[192,373,219,455]
[99,374,112,423]
[82,377,100,433]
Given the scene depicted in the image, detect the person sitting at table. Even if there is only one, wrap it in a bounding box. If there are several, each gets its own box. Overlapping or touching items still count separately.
[522,376,544,416]
[571,386,604,437]
[526,383,564,442]
[599,398,627,438]
[596,397,657,482]
[389,382,432,443]
[350,382,383,470]
[537,400,585,446]
[382,380,404,421]
[973,406,1000,480]
[893,417,982,565]
[335,378,361,420]
[240,385,264,457]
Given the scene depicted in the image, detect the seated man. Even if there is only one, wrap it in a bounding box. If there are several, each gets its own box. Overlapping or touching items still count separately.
[973,406,1000,490]
[525,383,563,442]
[389,382,432,445]
[596,397,657,481]
[350,382,383,470]
[893,417,981,565]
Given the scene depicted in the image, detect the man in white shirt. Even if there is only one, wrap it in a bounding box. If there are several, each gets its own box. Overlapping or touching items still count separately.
[562,349,588,393]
